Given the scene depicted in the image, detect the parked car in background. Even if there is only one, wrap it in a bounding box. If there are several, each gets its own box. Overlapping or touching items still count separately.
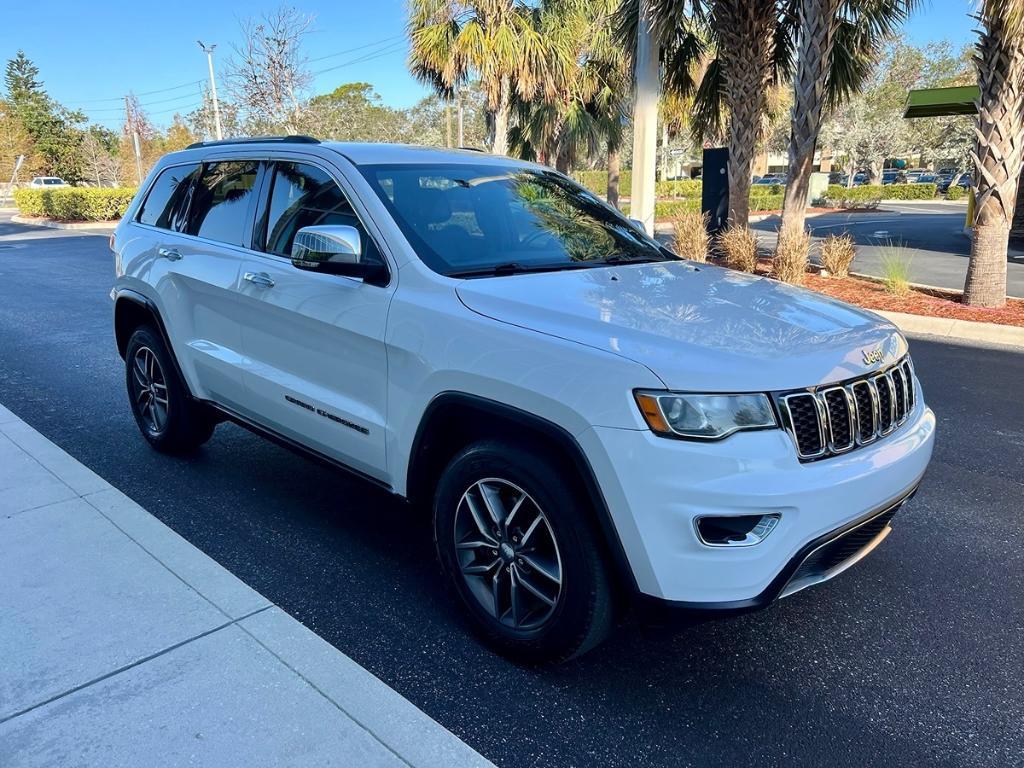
[29,176,69,188]
[110,137,935,662]
[904,169,928,183]
[754,175,786,185]
[852,172,870,186]
[937,173,970,193]
[881,170,907,185]
[916,173,938,184]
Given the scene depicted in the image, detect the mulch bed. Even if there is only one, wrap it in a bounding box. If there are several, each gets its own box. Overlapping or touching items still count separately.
[739,257,1024,328]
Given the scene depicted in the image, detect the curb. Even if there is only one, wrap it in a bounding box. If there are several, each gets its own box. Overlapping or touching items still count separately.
[10,214,117,232]
[875,309,1024,348]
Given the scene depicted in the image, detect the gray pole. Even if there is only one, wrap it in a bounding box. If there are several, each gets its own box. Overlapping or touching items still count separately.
[198,41,224,140]
[457,87,465,147]
[629,0,659,235]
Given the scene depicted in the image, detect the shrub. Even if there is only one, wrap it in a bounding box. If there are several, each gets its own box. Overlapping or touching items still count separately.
[946,184,965,201]
[749,193,784,212]
[574,169,633,198]
[716,225,759,273]
[672,211,710,263]
[653,198,701,218]
[14,187,136,221]
[656,179,703,198]
[773,223,811,285]
[818,233,857,278]
[879,243,913,296]
[824,183,936,206]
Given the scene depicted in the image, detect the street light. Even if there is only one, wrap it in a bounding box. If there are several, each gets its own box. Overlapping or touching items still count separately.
[197,41,223,141]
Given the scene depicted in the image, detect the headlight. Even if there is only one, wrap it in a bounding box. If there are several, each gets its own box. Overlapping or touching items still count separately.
[634,391,778,440]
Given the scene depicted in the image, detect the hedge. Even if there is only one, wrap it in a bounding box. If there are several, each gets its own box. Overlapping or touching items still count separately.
[624,192,784,219]
[575,170,633,197]
[13,187,137,222]
[824,183,937,206]
[946,185,965,201]
[656,179,702,198]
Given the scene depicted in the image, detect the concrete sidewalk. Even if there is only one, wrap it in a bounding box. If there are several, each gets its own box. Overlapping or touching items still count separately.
[0,402,492,767]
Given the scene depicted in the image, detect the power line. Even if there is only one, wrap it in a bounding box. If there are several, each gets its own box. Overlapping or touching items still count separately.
[71,79,205,105]
[307,34,405,64]
[312,40,407,76]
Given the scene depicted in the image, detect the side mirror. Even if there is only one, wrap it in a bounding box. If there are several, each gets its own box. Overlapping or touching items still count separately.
[290,225,387,284]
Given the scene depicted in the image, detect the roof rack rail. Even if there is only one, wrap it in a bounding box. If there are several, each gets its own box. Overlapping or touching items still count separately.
[458,146,485,152]
[185,135,321,150]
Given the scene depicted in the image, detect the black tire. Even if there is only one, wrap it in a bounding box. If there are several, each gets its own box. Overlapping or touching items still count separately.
[125,325,215,454]
[433,440,616,663]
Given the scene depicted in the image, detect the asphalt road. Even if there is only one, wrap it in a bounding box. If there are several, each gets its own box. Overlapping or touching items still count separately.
[751,201,1024,298]
[2,216,1022,768]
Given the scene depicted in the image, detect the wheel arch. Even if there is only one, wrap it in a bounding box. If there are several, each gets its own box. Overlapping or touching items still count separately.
[406,392,639,594]
[113,290,188,389]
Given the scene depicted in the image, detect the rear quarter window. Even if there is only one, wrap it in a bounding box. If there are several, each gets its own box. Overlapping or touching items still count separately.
[138,163,201,230]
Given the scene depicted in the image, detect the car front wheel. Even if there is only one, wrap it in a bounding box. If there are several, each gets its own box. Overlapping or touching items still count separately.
[434,440,616,663]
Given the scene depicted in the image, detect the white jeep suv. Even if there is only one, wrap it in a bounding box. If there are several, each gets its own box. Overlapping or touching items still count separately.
[112,137,935,662]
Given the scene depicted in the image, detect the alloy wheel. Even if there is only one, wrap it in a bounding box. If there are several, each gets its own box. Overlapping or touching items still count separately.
[454,478,563,631]
[131,346,169,435]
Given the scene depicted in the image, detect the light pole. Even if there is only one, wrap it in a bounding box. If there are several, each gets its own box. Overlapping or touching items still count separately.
[629,0,659,235]
[197,41,223,140]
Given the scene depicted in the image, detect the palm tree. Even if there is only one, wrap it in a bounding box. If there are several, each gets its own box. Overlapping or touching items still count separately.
[407,0,558,155]
[963,0,1024,308]
[779,0,917,238]
[509,0,627,182]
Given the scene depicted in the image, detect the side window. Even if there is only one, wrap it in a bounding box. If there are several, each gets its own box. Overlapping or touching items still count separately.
[137,163,200,231]
[262,161,382,264]
[185,160,260,246]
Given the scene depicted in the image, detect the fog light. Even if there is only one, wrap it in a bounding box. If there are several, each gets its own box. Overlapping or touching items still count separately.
[695,513,780,547]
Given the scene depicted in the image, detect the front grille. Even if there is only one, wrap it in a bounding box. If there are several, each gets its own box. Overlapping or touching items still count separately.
[785,507,897,591]
[777,356,916,461]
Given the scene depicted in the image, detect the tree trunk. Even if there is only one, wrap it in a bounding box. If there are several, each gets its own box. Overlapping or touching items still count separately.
[716,0,776,227]
[492,77,511,156]
[964,4,1024,307]
[607,144,621,209]
[780,0,842,240]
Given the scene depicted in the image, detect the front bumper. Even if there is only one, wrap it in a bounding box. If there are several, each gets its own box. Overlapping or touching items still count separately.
[578,395,935,606]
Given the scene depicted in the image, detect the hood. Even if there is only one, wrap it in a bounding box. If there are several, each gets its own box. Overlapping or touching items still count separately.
[455,261,906,392]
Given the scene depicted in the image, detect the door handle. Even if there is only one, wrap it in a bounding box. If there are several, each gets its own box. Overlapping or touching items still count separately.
[243,271,275,288]
[157,246,182,261]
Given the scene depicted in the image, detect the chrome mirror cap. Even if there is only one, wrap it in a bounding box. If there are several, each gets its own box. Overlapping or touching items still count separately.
[291,225,362,268]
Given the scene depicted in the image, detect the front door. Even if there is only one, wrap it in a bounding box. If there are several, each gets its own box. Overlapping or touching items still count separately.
[234,159,393,482]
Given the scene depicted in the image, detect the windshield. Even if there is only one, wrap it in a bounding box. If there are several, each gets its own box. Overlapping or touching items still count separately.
[358,163,676,277]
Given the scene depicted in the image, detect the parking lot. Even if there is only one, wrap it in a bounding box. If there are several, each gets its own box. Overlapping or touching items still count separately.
[1,215,1022,767]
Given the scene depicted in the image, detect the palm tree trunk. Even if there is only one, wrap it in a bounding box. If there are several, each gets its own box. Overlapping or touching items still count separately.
[492,77,512,156]
[964,3,1024,307]
[716,0,776,226]
[607,143,621,209]
[780,0,842,238]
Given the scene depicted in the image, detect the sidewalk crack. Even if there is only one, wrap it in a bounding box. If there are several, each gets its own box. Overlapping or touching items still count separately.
[0,605,271,726]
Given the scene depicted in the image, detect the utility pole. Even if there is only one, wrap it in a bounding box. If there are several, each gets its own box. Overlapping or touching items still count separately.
[125,96,143,185]
[629,0,659,235]
[197,41,224,140]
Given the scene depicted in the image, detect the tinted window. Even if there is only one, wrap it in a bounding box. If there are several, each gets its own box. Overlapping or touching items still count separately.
[186,161,259,245]
[261,162,381,263]
[138,163,200,230]
[359,163,672,277]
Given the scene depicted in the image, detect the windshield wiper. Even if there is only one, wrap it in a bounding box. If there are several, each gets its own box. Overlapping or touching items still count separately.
[448,262,593,278]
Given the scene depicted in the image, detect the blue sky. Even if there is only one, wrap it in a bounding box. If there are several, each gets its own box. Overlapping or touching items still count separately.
[1,0,978,130]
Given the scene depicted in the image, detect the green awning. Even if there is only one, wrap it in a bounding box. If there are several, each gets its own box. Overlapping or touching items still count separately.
[903,85,980,118]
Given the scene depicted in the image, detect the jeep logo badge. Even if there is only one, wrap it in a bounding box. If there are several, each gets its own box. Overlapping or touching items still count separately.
[862,346,885,366]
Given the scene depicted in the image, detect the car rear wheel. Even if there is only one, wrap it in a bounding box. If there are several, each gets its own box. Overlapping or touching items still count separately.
[125,325,215,453]
[434,440,616,663]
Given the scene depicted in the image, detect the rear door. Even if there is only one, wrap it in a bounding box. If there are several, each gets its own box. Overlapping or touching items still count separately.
[129,158,260,411]
[233,157,394,481]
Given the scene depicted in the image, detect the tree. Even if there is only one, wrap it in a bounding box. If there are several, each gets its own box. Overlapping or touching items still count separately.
[779,0,918,237]
[300,82,405,141]
[80,127,120,187]
[4,51,42,102]
[226,7,314,133]
[963,0,1024,308]
[510,0,627,175]
[407,0,559,155]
